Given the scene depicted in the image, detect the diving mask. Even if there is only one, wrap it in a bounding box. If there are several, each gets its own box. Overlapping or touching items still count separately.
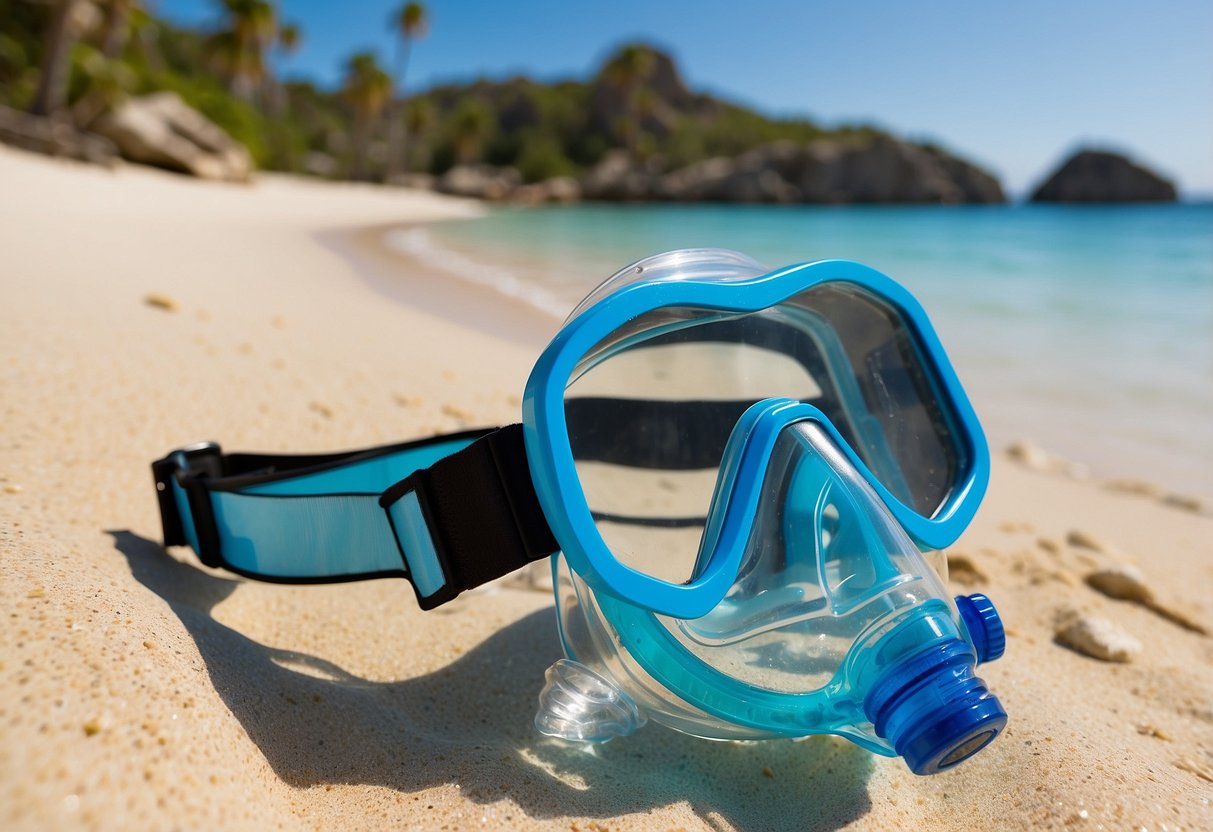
[151,249,1005,775]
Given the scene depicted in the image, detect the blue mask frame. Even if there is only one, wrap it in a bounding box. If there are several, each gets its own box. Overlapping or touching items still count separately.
[523,258,990,619]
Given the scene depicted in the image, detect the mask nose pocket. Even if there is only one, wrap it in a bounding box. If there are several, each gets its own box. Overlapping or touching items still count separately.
[679,419,924,669]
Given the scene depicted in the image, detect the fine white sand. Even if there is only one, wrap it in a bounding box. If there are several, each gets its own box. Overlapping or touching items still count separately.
[2,146,1211,831]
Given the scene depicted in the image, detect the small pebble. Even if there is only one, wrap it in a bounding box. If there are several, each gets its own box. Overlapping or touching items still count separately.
[1055,614,1141,662]
[1037,537,1061,555]
[309,401,334,419]
[82,720,102,736]
[1065,529,1106,553]
[1049,569,1079,587]
[1006,439,1050,470]
[1162,493,1202,513]
[1103,479,1163,499]
[1005,440,1090,479]
[441,403,472,423]
[1137,724,1170,740]
[1086,564,1153,604]
[3,484,22,494]
[946,553,988,586]
[143,292,179,312]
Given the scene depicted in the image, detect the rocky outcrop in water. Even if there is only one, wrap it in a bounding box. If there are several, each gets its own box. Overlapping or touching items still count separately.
[580,136,1006,204]
[1031,150,1177,203]
[92,92,252,182]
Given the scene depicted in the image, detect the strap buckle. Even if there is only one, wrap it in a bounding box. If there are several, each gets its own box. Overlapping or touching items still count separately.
[380,472,460,611]
[151,441,223,561]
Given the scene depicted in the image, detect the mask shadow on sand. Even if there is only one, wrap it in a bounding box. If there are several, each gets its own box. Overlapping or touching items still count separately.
[109,529,874,831]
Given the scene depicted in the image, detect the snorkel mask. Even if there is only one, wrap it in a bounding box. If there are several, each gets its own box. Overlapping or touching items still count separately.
[152,249,1006,776]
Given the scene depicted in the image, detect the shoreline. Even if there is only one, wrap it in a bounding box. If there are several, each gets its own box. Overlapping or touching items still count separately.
[396,201,1213,504]
[2,147,1211,831]
[354,206,1212,508]
[323,221,563,351]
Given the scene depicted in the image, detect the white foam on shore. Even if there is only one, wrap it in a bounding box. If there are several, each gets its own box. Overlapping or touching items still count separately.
[384,226,572,321]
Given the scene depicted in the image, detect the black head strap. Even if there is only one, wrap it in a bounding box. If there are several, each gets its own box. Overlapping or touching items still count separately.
[152,425,558,610]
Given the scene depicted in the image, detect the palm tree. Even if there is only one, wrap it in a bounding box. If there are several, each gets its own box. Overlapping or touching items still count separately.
[341,51,392,179]
[277,21,301,56]
[265,20,301,114]
[385,2,428,181]
[30,0,83,115]
[207,0,275,102]
[405,97,434,142]
[450,98,492,165]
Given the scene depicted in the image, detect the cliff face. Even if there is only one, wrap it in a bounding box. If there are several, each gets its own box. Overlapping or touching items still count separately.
[1031,150,1177,203]
[580,137,1006,204]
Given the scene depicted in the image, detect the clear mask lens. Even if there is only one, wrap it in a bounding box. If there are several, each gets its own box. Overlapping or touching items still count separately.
[563,284,965,586]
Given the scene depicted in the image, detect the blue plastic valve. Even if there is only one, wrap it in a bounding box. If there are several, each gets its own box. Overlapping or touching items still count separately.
[955,593,1006,663]
[863,639,1008,775]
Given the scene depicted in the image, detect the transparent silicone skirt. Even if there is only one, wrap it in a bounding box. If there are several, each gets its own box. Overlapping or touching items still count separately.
[536,418,1006,775]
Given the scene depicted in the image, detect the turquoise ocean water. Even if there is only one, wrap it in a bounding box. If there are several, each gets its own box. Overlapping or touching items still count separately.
[391,204,1213,498]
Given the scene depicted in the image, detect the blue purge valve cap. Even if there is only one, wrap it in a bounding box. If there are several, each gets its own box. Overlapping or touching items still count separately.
[865,640,1008,775]
[955,593,1006,663]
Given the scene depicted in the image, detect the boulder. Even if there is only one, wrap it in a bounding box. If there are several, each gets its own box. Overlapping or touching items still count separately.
[511,175,581,204]
[1031,149,1177,203]
[302,151,338,178]
[435,164,520,200]
[660,147,801,203]
[0,105,118,166]
[580,150,664,201]
[92,92,252,182]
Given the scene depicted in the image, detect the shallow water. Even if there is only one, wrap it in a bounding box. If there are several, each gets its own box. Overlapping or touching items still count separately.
[391,203,1213,498]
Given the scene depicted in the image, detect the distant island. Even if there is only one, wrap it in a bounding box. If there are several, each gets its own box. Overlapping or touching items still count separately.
[1030,150,1177,203]
[0,2,1179,204]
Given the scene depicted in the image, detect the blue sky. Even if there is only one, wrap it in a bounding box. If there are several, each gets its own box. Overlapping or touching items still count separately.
[159,0,1213,198]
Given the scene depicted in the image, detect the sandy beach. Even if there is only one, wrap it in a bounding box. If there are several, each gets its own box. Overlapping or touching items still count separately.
[2,146,1211,831]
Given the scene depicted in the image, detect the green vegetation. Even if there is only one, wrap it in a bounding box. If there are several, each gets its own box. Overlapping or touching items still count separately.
[0,0,885,182]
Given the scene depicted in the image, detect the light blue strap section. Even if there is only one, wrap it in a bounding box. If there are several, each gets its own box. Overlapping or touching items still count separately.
[212,491,403,577]
[386,491,446,597]
[172,437,478,581]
